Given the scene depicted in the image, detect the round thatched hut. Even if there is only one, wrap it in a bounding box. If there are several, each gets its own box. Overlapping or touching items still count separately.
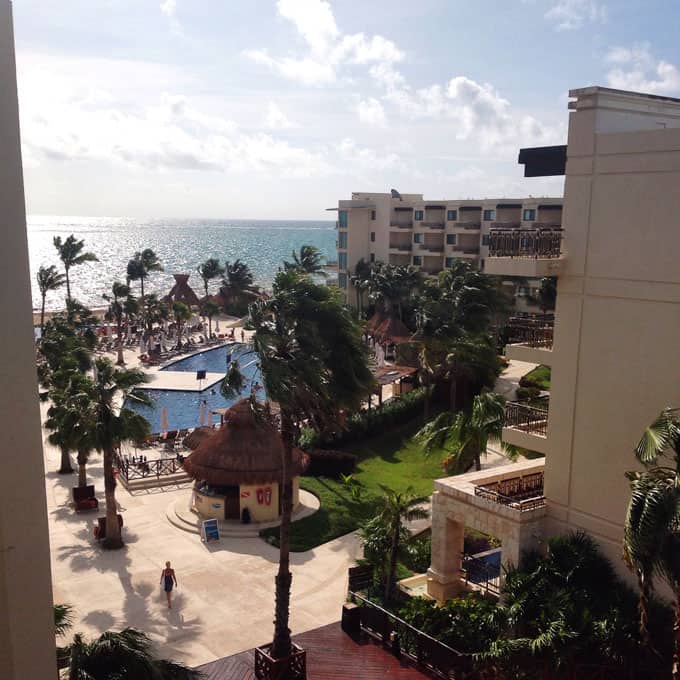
[182,399,309,523]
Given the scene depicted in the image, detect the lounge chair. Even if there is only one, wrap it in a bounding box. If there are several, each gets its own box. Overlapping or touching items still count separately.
[72,485,98,512]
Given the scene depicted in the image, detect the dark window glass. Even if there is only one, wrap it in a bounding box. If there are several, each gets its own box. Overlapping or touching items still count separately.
[447,210,457,221]
[370,253,375,263]
[482,235,490,246]
[523,209,536,221]
[414,210,424,221]
[371,210,376,220]
[446,234,456,245]
[483,209,495,221]
[370,232,375,242]
[413,256,422,265]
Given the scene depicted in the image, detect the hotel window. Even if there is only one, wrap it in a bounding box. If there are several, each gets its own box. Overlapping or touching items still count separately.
[413,233,423,244]
[338,232,347,249]
[338,210,348,228]
[413,256,422,266]
[414,210,424,221]
[523,209,536,221]
[371,210,376,220]
[370,232,375,242]
[483,209,495,221]
[338,273,348,289]
[370,253,375,263]
[446,234,456,245]
[445,257,454,268]
[447,210,457,221]
[482,235,490,246]
[338,252,347,270]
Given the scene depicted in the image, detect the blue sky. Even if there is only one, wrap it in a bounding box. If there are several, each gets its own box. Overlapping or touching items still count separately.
[13,0,680,219]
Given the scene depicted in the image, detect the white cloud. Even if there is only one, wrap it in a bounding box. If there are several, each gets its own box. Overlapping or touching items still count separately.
[160,0,176,18]
[606,44,680,95]
[264,102,296,129]
[244,0,403,86]
[356,98,386,126]
[334,138,399,170]
[543,0,607,30]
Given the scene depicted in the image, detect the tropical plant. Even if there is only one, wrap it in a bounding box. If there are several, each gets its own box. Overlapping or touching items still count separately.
[55,603,73,670]
[537,276,557,318]
[36,265,66,332]
[349,257,373,314]
[221,259,255,307]
[200,299,221,340]
[126,248,163,299]
[172,301,192,349]
[623,407,680,676]
[283,244,327,277]
[483,531,670,677]
[62,628,201,679]
[53,235,99,301]
[87,359,150,549]
[369,263,422,320]
[418,391,516,473]
[103,282,131,365]
[196,257,224,296]
[141,293,169,334]
[373,484,428,601]
[221,269,373,662]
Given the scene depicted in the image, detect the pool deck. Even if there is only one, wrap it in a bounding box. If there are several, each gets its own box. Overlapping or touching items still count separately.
[144,370,226,391]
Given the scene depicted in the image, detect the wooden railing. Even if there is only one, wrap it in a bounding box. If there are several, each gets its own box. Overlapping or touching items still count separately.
[347,592,471,678]
[488,227,563,258]
[507,321,554,348]
[114,452,185,484]
[475,472,545,512]
[504,401,549,437]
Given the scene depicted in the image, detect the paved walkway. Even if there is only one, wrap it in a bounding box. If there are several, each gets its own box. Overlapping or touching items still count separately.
[43,400,361,667]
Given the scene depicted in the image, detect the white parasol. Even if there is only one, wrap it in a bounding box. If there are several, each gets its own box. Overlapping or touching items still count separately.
[198,401,207,427]
[160,407,168,436]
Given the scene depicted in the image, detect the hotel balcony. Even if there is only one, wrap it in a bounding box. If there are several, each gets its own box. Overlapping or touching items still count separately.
[453,222,481,231]
[505,318,554,365]
[451,245,480,258]
[390,220,413,229]
[419,243,445,253]
[502,400,549,454]
[427,459,546,601]
[421,221,445,229]
[388,243,412,253]
[484,227,564,277]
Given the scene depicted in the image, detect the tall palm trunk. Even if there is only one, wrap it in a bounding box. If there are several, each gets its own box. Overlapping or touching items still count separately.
[40,293,46,332]
[384,517,401,602]
[103,446,122,549]
[58,445,74,474]
[65,265,71,301]
[271,410,294,660]
[673,598,680,680]
[77,448,88,487]
[208,317,213,339]
[116,316,125,366]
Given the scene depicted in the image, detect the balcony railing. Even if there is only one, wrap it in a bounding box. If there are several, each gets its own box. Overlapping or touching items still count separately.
[452,246,480,254]
[454,222,481,230]
[474,472,545,512]
[390,221,413,229]
[421,221,445,228]
[488,228,563,259]
[490,221,521,228]
[420,244,444,253]
[114,452,185,485]
[505,401,549,437]
[507,320,554,348]
[389,243,412,251]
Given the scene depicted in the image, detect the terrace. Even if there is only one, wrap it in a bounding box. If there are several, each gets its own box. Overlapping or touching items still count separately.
[505,316,555,364]
[484,227,565,277]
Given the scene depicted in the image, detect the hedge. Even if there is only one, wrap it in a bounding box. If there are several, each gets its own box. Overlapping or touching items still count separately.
[304,449,357,477]
[299,387,427,450]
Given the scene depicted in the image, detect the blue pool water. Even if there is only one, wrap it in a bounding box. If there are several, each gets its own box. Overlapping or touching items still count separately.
[124,344,264,433]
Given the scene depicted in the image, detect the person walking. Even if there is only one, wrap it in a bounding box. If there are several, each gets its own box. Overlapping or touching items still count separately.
[160,561,178,609]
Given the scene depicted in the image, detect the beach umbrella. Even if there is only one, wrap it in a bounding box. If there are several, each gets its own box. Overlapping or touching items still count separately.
[160,407,169,436]
[215,319,220,332]
[198,401,207,427]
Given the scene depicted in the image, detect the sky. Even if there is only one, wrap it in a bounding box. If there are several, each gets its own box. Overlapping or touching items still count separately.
[12,0,680,219]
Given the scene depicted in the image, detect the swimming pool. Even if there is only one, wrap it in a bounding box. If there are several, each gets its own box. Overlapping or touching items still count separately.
[124,343,264,432]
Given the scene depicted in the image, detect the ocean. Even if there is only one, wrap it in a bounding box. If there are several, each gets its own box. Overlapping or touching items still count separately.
[27,216,336,312]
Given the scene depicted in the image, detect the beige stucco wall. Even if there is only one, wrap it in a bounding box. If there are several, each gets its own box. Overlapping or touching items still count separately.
[239,481,281,523]
[0,2,57,676]
[545,89,680,575]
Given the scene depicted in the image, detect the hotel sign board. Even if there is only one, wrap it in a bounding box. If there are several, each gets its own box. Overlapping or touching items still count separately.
[201,518,220,543]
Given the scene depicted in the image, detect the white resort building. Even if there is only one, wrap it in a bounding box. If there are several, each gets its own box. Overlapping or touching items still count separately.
[427,86,680,600]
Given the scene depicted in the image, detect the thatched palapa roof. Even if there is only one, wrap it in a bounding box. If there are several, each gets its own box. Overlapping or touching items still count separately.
[183,426,216,450]
[183,399,309,486]
[164,274,201,307]
[374,316,411,345]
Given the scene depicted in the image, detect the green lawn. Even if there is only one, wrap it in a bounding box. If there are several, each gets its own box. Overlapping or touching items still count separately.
[522,364,551,390]
[261,418,448,552]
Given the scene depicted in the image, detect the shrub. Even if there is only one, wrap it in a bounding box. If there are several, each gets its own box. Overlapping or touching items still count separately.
[299,387,427,450]
[515,385,541,402]
[304,449,357,477]
[401,534,431,573]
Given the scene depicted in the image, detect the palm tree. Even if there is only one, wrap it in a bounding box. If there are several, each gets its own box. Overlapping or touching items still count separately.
[126,248,163,299]
[221,269,373,663]
[45,401,76,474]
[55,603,73,670]
[196,258,224,296]
[87,359,150,549]
[624,407,680,676]
[63,628,200,679]
[418,391,516,473]
[369,264,422,320]
[537,276,557,319]
[141,293,168,334]
[36,265,66,331]
[172,301,192,349]
[53,235,98,301]
[375,485,428,601]
[221,259,255,306]
[103,282,131,365]
[284,244,327,277]
[200,299,221,340]
[349,257,372,314]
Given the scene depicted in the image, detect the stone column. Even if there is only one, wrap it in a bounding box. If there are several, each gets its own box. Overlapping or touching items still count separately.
[426,491,464,601]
